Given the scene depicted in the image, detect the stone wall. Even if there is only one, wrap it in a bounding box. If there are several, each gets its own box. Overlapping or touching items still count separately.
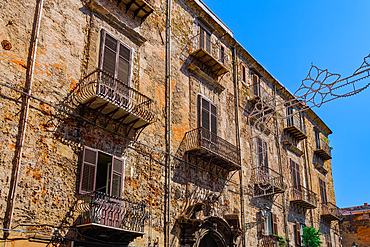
[0,0,341,246]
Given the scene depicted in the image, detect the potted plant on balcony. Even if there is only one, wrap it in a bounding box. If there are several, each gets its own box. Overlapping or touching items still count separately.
[272,234,287,247]
[302,226,323,247]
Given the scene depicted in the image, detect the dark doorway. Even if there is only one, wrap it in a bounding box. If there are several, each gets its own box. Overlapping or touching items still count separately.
[199,234,218,247]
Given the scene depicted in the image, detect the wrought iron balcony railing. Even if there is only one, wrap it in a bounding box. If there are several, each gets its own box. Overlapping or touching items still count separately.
[321,202,342,221]
[78,191,149,233]
[183,127,240,171]
[186,33,229,92]
[284,114,307,140]
[290,185,318,209]
[314,139,332,160]
[260,235,279,247]
[282,134,303,156]
[253,166,285,197]
[248,83,275,110]
[76,69,155,129]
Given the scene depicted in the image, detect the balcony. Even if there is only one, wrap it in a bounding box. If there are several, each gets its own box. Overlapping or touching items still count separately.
[290,185,318,209]
[253,167,285,197]
[247,83,275,112]
[182,127,240,171]
[314,139,332,160]
[76,69,155,130]
[321,202,342,221]
[117,0,154,20]
[283,115,307,140]
[186,34,229,92]
[282,134,303,156]
[260,235,280,247]
[77,191,149,243]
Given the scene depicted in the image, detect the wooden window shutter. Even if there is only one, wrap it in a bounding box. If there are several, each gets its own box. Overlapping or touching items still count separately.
[100,30,131,85]
[210,103,217,135]
[291,159,296,188]
[80,146,98,194]
[199,26,204,50]
[295,221,301,246]
[320,179,327,204]
[296,162,301,189]
[110,156,125,197]
[263,140,268,169]
[257,137,263,167]
[242,64,246,83]
[117,43,131,85]
[291,160,301,188]
[315,129,320,149]
[198,95,217,135]
[100,31,117,77]
[271,213,278,235]
[206,31,211,53]
[220,44,225,64]
[200,96,210,130]
[252,73,259,96]
[256,212,265,236]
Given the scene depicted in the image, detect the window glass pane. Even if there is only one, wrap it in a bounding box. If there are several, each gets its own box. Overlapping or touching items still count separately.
[265,212,272,235]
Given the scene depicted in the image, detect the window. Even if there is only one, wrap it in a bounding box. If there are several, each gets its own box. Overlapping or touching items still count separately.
[241,64,247,84]
[319,178,327,204]
[314,129,320,149]
[257,137,268,171]
[80,146,125,197]
[199,25,211,53]
[256,211,278,236]
[198,95,217,136]
[287,106,294,127]
[220,43,225,64]
[294,222,305,246]
[251,72,260,96]
[100,30,132,85]
[325,233,332,247]
[291,159,301,188]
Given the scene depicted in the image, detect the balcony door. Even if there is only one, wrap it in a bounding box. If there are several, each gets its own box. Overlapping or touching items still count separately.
[99,30,132,106]
[80,146,125,228]
[198,95,218,151]
[286,106,294,127]
[256,137,269,183]
[251,73,260,97]
[291,159,302,200]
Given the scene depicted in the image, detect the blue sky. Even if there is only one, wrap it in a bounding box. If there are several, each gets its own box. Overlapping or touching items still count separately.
[201,0,370,208]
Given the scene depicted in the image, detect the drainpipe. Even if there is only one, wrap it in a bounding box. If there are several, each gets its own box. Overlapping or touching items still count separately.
[165,0,172,246]
[274,84,289,242]
[233,46,246,247]
[3,0,44,238]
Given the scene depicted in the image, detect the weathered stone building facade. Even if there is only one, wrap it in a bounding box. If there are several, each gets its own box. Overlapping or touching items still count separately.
[0,0,341,246]
[339,203,370,247]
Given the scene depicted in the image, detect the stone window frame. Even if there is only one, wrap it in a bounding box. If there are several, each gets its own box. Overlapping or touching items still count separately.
[99,29,134,87]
